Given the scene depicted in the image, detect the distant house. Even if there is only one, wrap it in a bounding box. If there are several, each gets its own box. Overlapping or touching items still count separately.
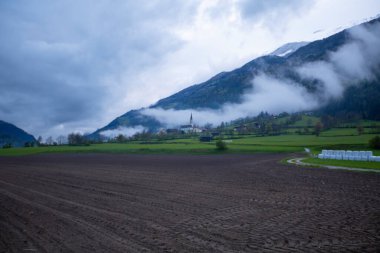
[234,125,248,133]
[211,132,220,137]
[180,124,194,133]
[199,136,213,142]
[158,128,167,135]
[193,127,204,133]
[166,129,180,134]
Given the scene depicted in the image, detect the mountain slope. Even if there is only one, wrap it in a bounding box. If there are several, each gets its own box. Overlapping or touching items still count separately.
[91,17,380,138]
[0,120,36,147]
[153,55,286,110]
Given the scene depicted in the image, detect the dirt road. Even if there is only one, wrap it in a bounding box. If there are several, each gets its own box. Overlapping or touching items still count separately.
[0,153,379,252]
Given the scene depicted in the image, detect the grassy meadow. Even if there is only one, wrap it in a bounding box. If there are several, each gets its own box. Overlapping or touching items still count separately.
[302,157,380,170]
[1,129,379,158]
[1,115,380,172]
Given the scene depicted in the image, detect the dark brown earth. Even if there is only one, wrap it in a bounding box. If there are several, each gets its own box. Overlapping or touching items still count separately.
[0,153,379,252]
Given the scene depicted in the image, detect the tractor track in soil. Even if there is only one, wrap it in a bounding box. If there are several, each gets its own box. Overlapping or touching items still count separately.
[0,153,379,252]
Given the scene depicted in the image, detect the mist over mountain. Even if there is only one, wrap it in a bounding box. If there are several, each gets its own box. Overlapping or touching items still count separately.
[0,120,36,147]
[91,17,380,138]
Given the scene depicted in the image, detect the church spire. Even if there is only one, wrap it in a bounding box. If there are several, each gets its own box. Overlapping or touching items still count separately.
[190,113,193,125]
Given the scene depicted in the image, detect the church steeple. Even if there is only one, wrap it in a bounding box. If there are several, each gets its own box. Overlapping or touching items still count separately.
[190,113,193,125]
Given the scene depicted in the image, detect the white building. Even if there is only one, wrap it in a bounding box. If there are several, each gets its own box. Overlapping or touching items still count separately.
[179,113,204,133]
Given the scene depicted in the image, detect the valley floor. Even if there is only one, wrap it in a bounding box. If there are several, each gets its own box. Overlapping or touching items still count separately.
[0,154,379,252]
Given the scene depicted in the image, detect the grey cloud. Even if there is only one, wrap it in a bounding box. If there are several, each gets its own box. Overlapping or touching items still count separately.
[142,74,317,127]
[237,0,316,22]
[0,0,199,137]
[333,24,380,81]
[298,22,380,98]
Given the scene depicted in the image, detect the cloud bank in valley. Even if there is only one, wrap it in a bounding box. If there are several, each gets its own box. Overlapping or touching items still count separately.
[142,23,380,128]
[99,126,146,138]
[142,75,318,127]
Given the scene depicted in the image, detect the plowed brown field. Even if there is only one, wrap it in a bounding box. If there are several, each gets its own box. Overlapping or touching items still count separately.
[0,154,379,252]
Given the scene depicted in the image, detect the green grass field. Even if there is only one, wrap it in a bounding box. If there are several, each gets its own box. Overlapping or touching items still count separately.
[303,157,380,170]
[228,133,379,154]
[320,128,358,136]
[291,115,319,127]
[1,131,379,157]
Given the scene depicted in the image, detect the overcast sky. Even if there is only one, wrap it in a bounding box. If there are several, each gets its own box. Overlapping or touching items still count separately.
[0,0,379,138]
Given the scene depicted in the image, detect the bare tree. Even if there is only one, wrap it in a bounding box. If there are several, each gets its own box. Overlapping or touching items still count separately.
[68,133,87,146]
[56,135,66,145]
[357,125,364,135]
[46,136,53,145]
[115,134,126,143]
[314,122,323,137]
[37,136,43,145]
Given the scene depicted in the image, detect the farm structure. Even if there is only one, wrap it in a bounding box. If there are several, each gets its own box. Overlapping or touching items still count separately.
[318,150,380,162]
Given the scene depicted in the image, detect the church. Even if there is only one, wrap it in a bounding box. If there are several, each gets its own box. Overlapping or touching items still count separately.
[180,113,202,133]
